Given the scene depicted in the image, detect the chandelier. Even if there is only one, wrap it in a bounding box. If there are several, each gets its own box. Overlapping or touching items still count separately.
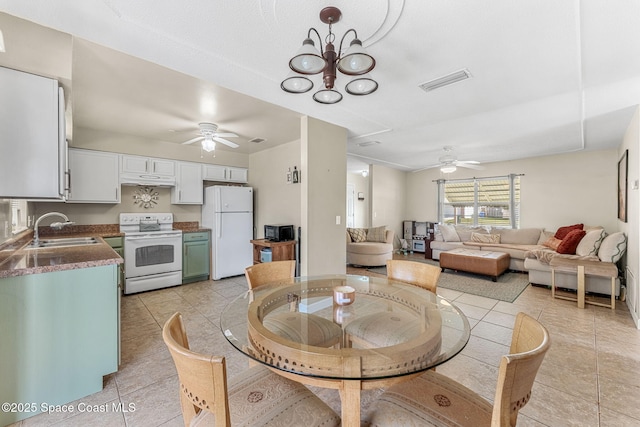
[281,6,378,104]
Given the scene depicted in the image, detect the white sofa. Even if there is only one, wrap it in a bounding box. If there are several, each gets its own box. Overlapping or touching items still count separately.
[430,224,626,297]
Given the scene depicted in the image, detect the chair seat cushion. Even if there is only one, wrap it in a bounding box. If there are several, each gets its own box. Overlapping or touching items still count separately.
[191,366,340,427]
[264,312,343,347]
[345,311,421,348]
[367,369,492,426]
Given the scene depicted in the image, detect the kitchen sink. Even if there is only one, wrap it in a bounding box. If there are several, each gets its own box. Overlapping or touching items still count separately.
[26,237,100,249]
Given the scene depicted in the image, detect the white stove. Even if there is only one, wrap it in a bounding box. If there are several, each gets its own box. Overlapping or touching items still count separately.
[119,213,183,294]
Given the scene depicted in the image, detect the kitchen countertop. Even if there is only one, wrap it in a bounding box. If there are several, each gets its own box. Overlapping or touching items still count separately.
[0,225,124,279]
[0,222,211,279]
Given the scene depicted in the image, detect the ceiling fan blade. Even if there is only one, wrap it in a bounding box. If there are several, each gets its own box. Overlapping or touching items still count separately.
[182,136,204,145]
[215,132,238,138]
[457,163,484,170]
[458,160,480,164]
[213,137,239,148]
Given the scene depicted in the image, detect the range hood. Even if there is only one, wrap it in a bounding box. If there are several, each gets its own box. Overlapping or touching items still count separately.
[120,173,176,187]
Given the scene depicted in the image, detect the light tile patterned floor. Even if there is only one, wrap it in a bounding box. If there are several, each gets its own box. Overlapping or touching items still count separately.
[11,257,640,427]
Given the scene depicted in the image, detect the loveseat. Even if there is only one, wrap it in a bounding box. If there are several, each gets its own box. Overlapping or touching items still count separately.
[431,224,626,297]
[346,226,395,267]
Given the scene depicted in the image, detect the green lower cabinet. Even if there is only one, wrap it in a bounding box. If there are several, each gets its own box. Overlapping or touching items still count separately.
[183,231,211,283]
[0,265,118,426]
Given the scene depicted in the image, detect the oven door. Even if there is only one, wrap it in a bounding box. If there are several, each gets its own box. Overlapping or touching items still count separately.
[124,233,182,279]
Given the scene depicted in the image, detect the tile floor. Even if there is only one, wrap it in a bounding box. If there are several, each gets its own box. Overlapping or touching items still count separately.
[10,256,640,427]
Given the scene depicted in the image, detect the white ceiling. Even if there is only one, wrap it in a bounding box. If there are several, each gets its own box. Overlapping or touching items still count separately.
[1,1,639,174]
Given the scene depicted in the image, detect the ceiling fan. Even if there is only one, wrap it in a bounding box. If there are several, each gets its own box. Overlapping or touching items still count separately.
[434,146,483,173]
[181,122,239,152]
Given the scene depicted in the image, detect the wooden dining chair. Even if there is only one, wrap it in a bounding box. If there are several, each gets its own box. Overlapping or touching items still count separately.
[244,260,296,289]
[162,312,341,427]
[386,259,441,292]
[366,312,551,427]
[244,261,343,348]
[344,260,441,348]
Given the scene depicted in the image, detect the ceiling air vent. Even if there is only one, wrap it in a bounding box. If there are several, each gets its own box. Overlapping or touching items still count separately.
[249,137,266,144]
[357,141,381,147]
[419,69,472,92]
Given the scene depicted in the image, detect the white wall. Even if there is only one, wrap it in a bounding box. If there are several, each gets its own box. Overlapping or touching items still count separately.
[371,164,407,247]
[346,171,370,228]
[248,140,302,239]
[301,117,347,276]
[619,107,639,327]
[406,149,619,232]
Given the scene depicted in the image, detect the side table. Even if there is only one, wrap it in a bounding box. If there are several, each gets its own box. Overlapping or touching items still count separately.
[549,257,617,309]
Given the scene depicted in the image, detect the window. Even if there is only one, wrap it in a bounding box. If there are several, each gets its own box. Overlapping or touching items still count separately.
[437,174,521,228]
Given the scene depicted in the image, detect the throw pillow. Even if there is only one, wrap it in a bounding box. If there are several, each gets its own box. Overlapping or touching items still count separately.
[554,223,584,240]
[470,232,500,244]
[542,237,562,251]
[556,229,586,254]
[576,229,607,257]
[454,226,487,241]
[598,232,627,263]
[347,227,367,243]
[366,226,387,243]
[438,224,460,242]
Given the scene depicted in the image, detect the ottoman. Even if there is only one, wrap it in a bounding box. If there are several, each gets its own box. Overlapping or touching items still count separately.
[440,248,510,282]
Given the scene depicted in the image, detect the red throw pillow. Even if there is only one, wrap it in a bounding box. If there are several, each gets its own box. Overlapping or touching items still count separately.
[556,229,587,254]
[554,223,584,240]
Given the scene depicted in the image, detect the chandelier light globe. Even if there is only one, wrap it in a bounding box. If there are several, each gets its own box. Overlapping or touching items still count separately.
[289,38,326,74]
[337,39,375,75]
[281,72,314,93]
[313,89,343,104]
[345,74,378,95]
[281,6,378,104]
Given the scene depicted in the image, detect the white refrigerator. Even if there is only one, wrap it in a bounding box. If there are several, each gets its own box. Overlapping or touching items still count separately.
[202,186,254,280]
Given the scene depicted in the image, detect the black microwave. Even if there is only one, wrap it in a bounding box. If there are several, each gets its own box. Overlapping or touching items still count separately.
[264,224,294,242]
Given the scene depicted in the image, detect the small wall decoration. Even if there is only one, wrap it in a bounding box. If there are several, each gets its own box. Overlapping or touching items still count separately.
[133,187,159,209]
[618,149,628,222]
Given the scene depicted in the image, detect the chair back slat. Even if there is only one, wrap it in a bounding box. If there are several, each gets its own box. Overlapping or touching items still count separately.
[245,260,296,289]
[163,312,231,427]
[386,259,441,293]
[492,313,551,427]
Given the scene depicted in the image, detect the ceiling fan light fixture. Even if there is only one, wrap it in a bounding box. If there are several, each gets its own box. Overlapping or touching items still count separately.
[201,136,216,152]
[345,74,378,95]
[419,69,472,93]
[440,164,457,173]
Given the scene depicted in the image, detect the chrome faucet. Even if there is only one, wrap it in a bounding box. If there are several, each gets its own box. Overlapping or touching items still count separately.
[33,212,74,245]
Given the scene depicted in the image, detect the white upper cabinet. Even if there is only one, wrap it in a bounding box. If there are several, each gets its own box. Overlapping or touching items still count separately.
[227,167,248,183]
[172,161,203,204]
[0,67,67,199]
[67,149,120,203]
[202,164,248,183]
[121,155,175,176]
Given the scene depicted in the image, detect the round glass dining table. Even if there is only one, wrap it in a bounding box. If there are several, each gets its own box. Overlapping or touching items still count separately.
[220,274,470,427]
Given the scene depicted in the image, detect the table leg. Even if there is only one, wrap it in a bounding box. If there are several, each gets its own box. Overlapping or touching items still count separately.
[339,380,362,427]
[551,268,556,299]
[577,265,585,309]
[611,277,616,310]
